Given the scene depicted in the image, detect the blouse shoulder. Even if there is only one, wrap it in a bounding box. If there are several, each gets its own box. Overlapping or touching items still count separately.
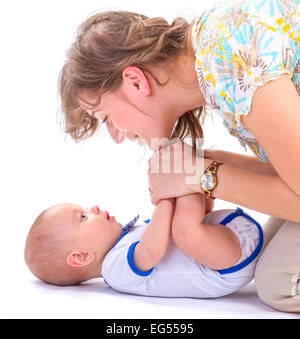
[192,0,300,162]
[192,0,300,122]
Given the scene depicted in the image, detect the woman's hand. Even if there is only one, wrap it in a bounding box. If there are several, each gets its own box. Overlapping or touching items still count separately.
[148,141,205,205]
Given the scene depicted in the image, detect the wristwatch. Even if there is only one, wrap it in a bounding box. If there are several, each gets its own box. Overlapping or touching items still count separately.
[199,160,224,199]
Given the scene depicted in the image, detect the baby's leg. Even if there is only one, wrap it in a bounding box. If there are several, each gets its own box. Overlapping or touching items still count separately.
[172,195,241,270]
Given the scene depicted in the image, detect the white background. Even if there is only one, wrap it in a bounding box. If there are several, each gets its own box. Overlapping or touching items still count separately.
[0,0,298,319]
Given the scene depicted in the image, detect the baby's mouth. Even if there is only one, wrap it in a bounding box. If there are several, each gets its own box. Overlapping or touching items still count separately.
[106,211,116,221]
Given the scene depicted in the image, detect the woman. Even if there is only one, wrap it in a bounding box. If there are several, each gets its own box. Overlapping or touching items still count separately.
[58,0,300,312]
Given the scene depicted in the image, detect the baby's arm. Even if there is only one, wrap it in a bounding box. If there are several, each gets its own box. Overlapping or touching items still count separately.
[205,196,214,214]
[133,199,175,272]
[172,194,241,270]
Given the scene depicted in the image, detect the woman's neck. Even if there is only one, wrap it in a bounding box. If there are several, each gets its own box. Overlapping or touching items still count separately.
[144,46,207,139]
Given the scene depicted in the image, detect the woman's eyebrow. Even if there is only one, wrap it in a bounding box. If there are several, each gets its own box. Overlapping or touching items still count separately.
[82,104,96,112]
[77,98,103,117]
[84,105,100,117]
[86,109,97,117]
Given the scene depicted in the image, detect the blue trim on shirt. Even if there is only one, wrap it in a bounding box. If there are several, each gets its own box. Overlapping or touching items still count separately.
[217,207,264,275]
[127,241,154,277]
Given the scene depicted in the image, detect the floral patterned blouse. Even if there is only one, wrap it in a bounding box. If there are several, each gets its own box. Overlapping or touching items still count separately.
[192,0,300,162]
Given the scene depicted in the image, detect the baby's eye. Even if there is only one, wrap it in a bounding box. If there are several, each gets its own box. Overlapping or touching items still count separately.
[80,213,87,222]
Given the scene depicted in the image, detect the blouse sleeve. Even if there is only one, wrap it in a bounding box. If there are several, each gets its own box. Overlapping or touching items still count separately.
[193,3,300,127]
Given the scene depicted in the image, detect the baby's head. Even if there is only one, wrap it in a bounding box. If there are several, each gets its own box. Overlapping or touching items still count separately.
[24,203,122,286]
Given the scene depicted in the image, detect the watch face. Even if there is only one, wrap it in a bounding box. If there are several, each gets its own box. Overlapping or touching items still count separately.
[200,173,216,190]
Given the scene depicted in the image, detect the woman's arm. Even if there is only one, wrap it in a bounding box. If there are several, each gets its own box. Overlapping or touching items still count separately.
[172,194,241,270]
[241,75,300,196]
[148,141,300,222]
[205,149,278,176]
[133,199,175,272]
[192,158,300,222]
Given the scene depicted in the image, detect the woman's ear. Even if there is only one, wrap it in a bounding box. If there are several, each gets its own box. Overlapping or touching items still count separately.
[122,66,151,96]
[66,251,95,268]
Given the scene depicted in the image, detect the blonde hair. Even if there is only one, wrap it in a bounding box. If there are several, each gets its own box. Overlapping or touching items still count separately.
[58,10,205,147]
[24,208,87,286]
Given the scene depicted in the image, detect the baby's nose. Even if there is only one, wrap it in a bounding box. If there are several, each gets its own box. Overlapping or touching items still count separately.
[90,205,100,214]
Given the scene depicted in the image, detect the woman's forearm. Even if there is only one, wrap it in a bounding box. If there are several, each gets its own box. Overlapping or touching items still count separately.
[205,150,278,176]
[192,159,300,222]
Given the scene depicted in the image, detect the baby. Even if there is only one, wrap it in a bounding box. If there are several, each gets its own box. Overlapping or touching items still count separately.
[25,194,263,298]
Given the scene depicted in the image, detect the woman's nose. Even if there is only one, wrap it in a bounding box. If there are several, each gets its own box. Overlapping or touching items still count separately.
[127,132,137,141]
[105,121,126,144]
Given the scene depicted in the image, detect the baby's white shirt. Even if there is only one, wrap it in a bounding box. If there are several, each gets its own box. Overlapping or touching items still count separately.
[101,208,263,298]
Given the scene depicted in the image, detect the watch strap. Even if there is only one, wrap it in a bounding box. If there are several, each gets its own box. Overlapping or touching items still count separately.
[201,160,223,199]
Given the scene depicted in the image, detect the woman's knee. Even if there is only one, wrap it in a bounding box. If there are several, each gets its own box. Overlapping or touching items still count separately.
[255,220,300,313]
[255,260,300,313]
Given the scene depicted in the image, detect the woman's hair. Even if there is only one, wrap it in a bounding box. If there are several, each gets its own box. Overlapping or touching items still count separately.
[58,10,205,147]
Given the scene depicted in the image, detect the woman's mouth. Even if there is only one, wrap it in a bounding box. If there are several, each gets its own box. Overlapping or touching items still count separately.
[128,133,146,145]
[127,133,138,141]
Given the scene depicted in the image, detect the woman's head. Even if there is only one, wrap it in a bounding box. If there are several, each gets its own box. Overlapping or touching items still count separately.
[58,10,205,149]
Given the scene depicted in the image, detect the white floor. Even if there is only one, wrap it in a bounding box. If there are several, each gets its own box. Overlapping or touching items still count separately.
[3,275,299,319]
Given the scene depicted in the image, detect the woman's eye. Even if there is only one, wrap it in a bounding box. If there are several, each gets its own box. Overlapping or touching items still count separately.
[101,116,108,124]
[80,214,87,222]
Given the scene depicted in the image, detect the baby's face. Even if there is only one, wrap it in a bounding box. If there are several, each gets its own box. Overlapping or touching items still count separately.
[48,203,123,258]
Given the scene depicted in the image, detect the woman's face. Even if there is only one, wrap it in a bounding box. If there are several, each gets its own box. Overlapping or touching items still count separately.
[77,84,177,149]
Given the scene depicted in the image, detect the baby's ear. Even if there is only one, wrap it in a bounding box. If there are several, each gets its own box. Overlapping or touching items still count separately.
[67,251,95,268]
